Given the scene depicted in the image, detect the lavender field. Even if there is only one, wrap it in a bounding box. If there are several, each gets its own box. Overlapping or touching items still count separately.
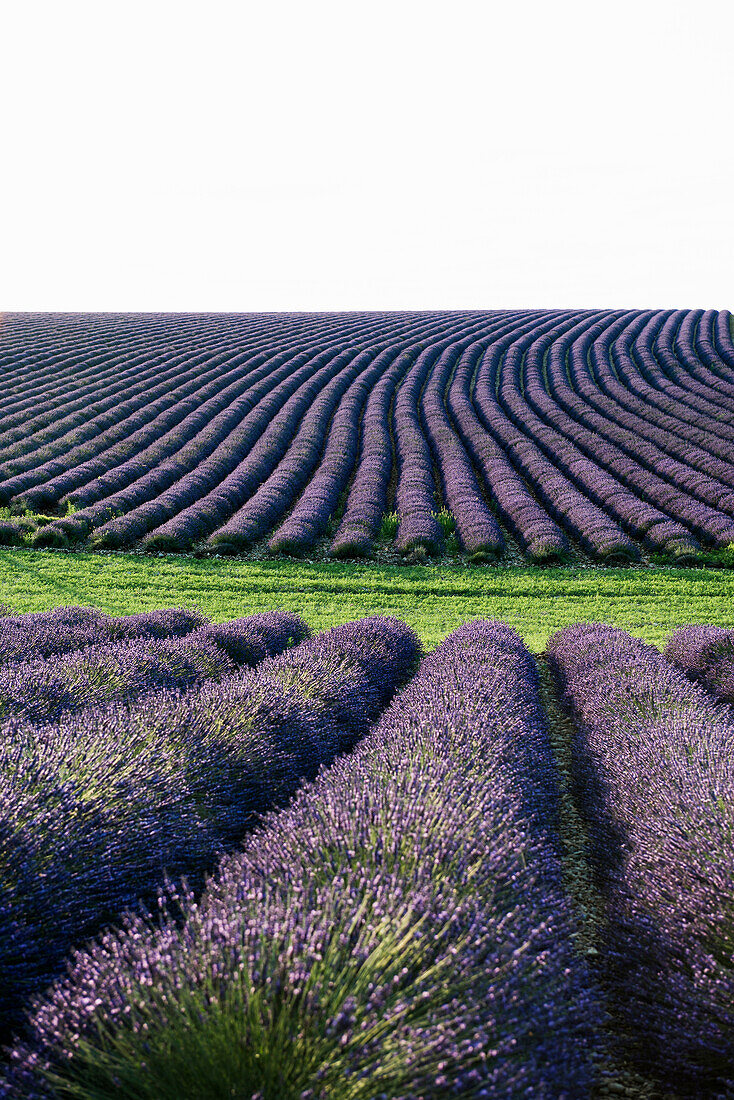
[2,309,734,564]
[0,604,732,1097]
[2,310,734,1097]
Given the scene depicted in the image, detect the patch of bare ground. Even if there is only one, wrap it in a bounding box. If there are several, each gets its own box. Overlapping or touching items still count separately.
[537,656,679,1100]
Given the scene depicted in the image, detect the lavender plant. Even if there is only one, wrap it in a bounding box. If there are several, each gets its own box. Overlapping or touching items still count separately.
[2,309,734,560]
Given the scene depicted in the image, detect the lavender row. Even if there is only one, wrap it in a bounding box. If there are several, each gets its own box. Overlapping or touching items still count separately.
[0,342,253,494]
[0,612,309,724]
[137,346,362,553]
[4,619,600,1099]
[597,311,734,456]
[326,313,497,558]
[0,314,343,453]
[10,335,301,512]
[0,606,207,667]
[158,315,479,555]
[640,310,734,417]
[420,327,510,559]
[258,316,489,558]
[265,316,490,557]
[653,309,734,412]
[547,623,734,1093]
[619,311,734,445]
[190,349,387,553]
[327,347,419,558]
[665,623,734,703]
[36,345,319,546]
[2,309,734,561]
[274,316,498,557]
[0,615,421,1042]
[0,341,190,448]
[391,315,513,556]
[162,316,457,554]
[576,320,734,510]
[702,310,734,378]
[588,317,734,492]
[393,342,445,555]
[266,345,406,555]
[0,346,228,475]
[0,314,279,421]
[447,334,569,561]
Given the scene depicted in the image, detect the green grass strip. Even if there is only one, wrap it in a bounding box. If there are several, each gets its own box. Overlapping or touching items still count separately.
[1,549,734,651]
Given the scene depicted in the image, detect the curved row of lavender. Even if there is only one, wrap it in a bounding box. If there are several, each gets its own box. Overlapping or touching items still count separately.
[0,612,309,723]
[0,614,421,1043]
[547,623,734,1094]
[1,309,734,561]
[665,624,734,703]
[4,620,601,1099]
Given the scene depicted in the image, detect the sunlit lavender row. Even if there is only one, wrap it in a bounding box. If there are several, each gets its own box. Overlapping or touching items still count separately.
[1,309,734,562]
[0,612,309,722]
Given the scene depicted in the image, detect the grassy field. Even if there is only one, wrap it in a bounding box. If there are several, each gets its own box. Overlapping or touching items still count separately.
[2,547,733,651]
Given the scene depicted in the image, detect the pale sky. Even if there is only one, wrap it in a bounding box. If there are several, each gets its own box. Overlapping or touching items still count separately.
[2,0,732,312]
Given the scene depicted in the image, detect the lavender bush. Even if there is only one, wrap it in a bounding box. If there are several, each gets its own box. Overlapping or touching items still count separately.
[0,606,207,667]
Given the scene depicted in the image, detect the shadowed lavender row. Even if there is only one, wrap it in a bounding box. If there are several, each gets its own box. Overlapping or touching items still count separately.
[4,621,601,1098]
[0,612,309,724]
[547,623,734,1094]
[0,615,421,1042]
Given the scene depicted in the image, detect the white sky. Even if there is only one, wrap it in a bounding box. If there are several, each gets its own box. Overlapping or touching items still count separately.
[1,0,732,312]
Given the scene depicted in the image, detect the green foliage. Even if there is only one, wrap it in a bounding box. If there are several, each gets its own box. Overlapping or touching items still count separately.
[700,543,734,569]
[434,508,455,538]
[0,507,48,546]
[1,549,734,652]
[379,512,399,541]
